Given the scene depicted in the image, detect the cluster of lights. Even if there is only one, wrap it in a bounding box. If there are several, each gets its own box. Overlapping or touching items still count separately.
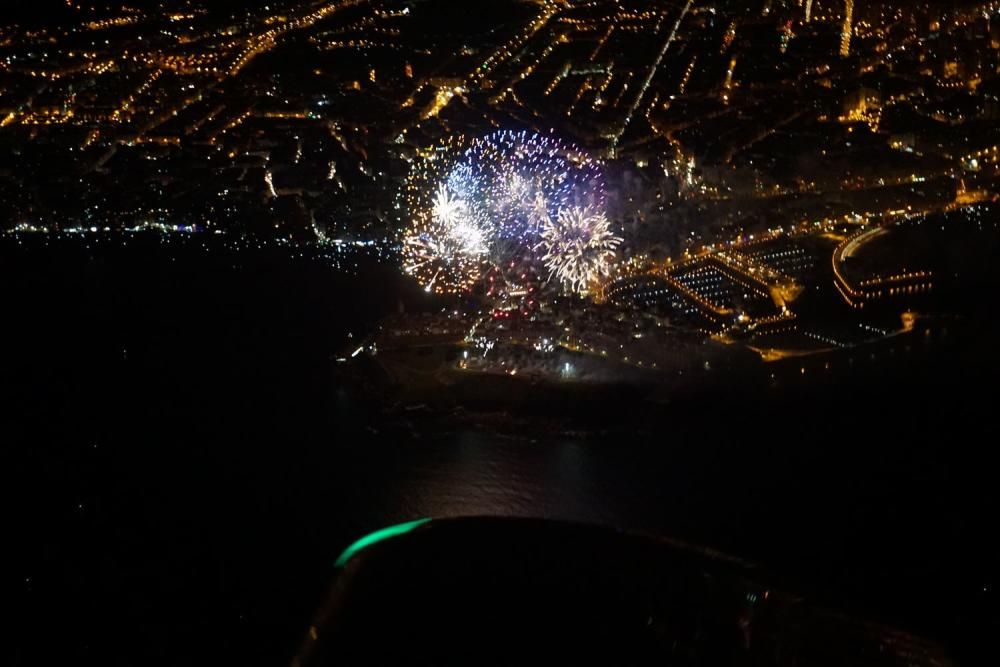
[832,223,934,309]
[85,16,139,31]
[317,37,403,53]
[472,2,559,85]
[611,0,694,150]
[229,0,364,76]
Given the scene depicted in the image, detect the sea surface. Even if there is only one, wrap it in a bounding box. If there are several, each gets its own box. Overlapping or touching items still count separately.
[6,235,998,666]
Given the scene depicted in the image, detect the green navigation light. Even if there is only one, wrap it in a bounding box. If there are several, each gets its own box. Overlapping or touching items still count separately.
[334,518,431,567]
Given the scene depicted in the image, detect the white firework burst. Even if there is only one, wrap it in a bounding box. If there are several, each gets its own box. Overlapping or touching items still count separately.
[402,224,485,294]
[402,185,490,294]
[539,206,622,294]
[431,183,487,254]
[431,183,466,227]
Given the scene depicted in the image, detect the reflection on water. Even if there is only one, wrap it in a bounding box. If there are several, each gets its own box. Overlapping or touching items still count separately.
[393,434,602,522]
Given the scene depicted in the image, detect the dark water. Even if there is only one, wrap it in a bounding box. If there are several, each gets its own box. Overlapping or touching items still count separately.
[6,236,999,666]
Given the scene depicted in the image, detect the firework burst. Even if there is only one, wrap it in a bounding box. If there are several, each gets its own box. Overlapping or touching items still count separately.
[399,135,485,294]
[539,205,622,294]
[399,130,616,300]
[431,184,488,255]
